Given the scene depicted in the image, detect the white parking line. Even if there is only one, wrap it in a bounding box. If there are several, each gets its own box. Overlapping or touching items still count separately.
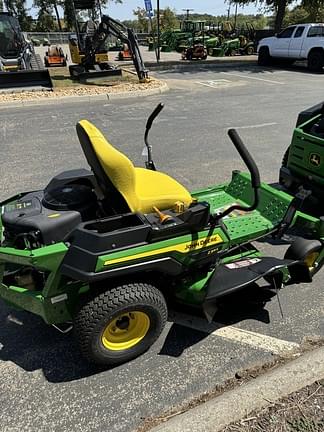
[196,79,232,88]
[221,72,285,85]
[229,122,278,130]
[172,312,300,355]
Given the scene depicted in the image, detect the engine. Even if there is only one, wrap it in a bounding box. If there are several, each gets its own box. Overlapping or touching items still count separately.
[2,183,97,249]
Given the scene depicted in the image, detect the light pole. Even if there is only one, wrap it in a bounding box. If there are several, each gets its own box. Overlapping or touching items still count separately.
[182,8,194,20]
[234,3,238,30]
[157,0,160,61]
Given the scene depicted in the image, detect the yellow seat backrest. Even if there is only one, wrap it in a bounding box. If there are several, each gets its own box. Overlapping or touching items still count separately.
[79,119,140,212]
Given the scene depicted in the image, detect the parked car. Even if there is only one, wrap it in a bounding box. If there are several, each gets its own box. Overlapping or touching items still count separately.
[258,23,324,72]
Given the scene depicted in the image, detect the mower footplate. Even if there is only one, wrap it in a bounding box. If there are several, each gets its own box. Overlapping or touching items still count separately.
[204,256,295,302]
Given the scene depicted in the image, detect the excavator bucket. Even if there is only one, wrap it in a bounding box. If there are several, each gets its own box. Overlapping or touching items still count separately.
[0,69,53,92]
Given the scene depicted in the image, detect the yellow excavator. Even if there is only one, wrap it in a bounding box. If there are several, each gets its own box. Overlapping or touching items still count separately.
[68,0,148,82]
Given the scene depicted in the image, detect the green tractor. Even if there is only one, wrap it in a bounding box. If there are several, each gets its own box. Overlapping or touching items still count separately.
[209,35,254,57]
[1,104,324,367]
[280,102,324,205]
[157,20,208,53]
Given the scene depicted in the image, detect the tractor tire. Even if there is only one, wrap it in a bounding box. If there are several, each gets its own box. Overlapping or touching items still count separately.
[284,238,322,277]
[245,45,254,56]
[307,50,324,72]
[282,146,290,168]
[74,282,168,366]
[258,47,271,66]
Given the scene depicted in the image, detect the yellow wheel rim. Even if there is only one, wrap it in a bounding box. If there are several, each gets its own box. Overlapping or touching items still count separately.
[304,252,319,270]
[101,311,150,351]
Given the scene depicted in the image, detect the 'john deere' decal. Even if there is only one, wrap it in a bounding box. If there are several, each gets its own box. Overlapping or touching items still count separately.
[309,153,321,167]
[104,234,224,266]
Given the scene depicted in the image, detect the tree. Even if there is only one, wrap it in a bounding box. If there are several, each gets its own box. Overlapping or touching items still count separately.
[229,0,294,32]
[33,0,62,31]
[302,0,324,22]
[4,0,33,30]
[133,7,149,32]
[133,6,179,33]
[283,1,324,26]
[283,5,308,26]
[35,10,57,31]
[160,7,179,31]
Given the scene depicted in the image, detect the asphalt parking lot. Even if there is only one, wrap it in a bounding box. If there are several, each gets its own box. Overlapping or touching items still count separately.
[0,65,323,432]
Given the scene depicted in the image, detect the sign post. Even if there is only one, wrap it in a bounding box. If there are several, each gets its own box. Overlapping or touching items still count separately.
[144,0,159,63]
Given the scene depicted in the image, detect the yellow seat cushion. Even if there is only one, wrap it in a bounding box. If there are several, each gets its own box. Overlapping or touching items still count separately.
[134,168,192,213]
[78,120,193,213]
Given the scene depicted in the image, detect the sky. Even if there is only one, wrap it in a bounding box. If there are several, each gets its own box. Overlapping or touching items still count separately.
[104,1,262,21]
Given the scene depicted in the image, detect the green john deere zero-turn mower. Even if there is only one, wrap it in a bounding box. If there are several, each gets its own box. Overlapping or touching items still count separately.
[280,102,324,204]
[1,104,324,367]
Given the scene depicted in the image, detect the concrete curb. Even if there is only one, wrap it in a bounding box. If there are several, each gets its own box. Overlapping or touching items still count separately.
[150,345,324,432]
[0,82,169,110]
[145,57,257,71]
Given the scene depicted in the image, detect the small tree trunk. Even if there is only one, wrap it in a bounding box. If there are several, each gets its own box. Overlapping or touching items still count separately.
[274,0,287,33]
[53,1,62,32]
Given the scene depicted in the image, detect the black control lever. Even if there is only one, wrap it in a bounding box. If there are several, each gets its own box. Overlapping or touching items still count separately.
[144,103,164,170]
[215,129,261,220]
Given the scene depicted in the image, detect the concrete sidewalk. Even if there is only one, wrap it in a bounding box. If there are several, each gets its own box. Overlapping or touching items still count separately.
[150,345,324,432]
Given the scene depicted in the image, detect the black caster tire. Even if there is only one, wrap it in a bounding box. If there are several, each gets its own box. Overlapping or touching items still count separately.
[285,238,322,276]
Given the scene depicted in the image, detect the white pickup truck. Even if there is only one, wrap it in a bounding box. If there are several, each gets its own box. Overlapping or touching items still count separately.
[258,23,324,72]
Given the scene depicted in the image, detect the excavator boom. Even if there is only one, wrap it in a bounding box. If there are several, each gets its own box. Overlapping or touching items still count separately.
[69,13,148,82]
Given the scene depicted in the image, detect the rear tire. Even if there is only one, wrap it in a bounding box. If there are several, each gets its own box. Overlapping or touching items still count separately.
[74,282,168,366]
[308,50,324,72]
[258,47,271,66]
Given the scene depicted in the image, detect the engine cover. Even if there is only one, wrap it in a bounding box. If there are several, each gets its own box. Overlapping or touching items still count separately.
[2,191,82,247]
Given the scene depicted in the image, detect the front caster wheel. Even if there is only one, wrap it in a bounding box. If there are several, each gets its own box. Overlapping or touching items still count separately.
[74,282,168,367]
[285,238,322,277]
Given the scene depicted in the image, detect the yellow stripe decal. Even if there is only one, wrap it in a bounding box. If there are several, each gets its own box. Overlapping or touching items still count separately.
[104,234,223,266]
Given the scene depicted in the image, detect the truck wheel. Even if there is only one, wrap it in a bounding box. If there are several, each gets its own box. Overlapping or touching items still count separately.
[74,282,168,366]
[308,50,324,72]
[258,47,271,66]
[285,238,322,276]
[208,47,214,56]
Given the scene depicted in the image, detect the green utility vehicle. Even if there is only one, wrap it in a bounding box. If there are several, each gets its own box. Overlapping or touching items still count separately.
[0,104,323,367]
[280,102,324,203]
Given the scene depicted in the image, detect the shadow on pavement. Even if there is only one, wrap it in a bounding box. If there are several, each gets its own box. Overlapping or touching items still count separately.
[159,284,275,358]
[155,62,323,77]
[0,284,276,383]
